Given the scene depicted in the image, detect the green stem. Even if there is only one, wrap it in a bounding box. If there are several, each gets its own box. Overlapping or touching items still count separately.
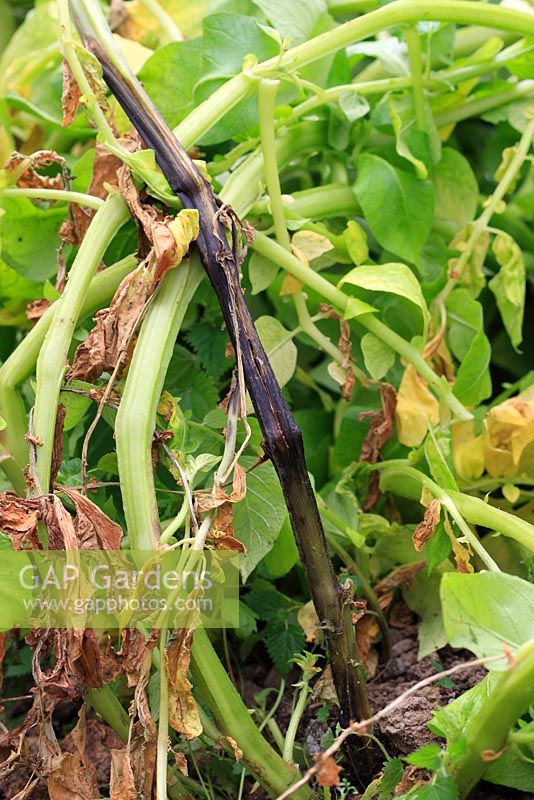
[404,26,427,132]
[115,259,203,549]
[137,0,183,42]
[451,642,534,798]
[252,232,471,422]
[377,463,534,552]
[282,682,310,764]
[434,80,534,129]
[190,630,310,799]
[31,193,129,494]
[258,78,291,251]
[0,187,104,209]
[173,1,534,147]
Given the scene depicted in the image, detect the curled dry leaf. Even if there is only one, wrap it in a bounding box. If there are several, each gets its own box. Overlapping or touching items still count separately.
[0,492,41,549]
[165,629,203,740]
[128,665,157,797]
[174,751,188,776]
[61,61,82,128]
[338,319,355,401]
[413,498,441,552]
[315,754,342,788]
[225,736,243,762]
[47,705,100,800]
[359,383,397,508]
[444,518,473,574]
[68,203,198,383]
[50,404,66,489]
[110,748,137,800]
[26,298,52,325]
[4,150,67,191]
[62,488,123,549]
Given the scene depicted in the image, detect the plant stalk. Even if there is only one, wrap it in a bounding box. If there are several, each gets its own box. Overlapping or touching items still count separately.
[31,193,129,494]
[74,9,377,778]
[451,642,534,798]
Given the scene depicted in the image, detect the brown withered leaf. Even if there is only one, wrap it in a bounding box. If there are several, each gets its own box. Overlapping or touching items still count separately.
[444,518,473,574]
[62,489,122,549]
[338,319,355,401]
[128,666,157,798]
[47,706,100,800]
[374,562,425,608]
[0,492,42,549]
[174,751,188,776]
[359,383,397,509]
[26,298,51,325]
[10,778,40,800]
[5,150,67,191]
[165,630,202,740]
[413,498,441,552]
[196,462,246,514]
[315,755,342,788]
[50,404,66,488]
[225,736,243,762]
[42,495,79,550]
[61,61,82,128]
[67,260,154,383]
[110,749,137,800]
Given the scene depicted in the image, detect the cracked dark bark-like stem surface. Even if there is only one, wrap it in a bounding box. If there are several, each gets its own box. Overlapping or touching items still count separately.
[85,37,376,782]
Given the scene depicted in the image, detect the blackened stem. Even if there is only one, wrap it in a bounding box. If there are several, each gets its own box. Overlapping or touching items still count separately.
[83,35,375,781]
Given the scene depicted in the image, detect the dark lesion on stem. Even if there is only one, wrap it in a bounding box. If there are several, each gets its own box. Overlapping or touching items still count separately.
[81,33,380,783]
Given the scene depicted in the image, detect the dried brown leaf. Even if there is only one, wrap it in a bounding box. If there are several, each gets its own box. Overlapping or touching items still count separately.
[61,61,82,128]
[413,498,441,552]
[62,489,122,549]
[165,630,202,740]
[315,755,342,787]
[47,706,99,800]
[26,298,52,325]
[50,404,66,489]
[174,751,188,776]
[110,748,137,800]
[0,492,41,549]
[5,151,66,191]
[359,383,397,508]
[375,562,425,599]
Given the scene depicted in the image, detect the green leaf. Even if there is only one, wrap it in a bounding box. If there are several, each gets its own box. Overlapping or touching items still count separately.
[405,743,442,771]
[404,571,448,659]
[339,263,429,333]
[452,328,492,406]
[249,249,279,295]
[0,197,65,281]
[344,220,369,266]
[445,288,483,362]
[255,315,297,389]
[139,39,203,129]
[441,572,534,663]
[354,153,434,263]
[379,758,403,798]
[234,458,286,579]
[253,0,328,45]
[0,416,5,431]
[264,516,299,577]
[185,321,230,381]
[265,619,305,674]
[60,381,93,432]
[409,776,459,800]
[433,148,478,232]
[424,431,458,492]
[244,588,289,621]
[424,522,452,573]
[429,672,499,742]
[338,92,370,123]
[485,747,534,792]
[235,600,259,639]
[361,332,396,381]
[387,92,440,179]
[343,296,378,320]
[489,231,525,350]
[0,531,13,550]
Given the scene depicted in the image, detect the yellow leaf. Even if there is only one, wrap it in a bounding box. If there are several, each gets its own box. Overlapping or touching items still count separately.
[113,34,152,74]
[483,386,534,478]
[291,230,333,262]
[395,365,439,447]
[165,630,203,740]
[297,600,321,643]
[452,420,485,480]
[168,209,200,266]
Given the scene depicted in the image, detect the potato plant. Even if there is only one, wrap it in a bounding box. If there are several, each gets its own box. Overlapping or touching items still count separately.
[0,1,533,799]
